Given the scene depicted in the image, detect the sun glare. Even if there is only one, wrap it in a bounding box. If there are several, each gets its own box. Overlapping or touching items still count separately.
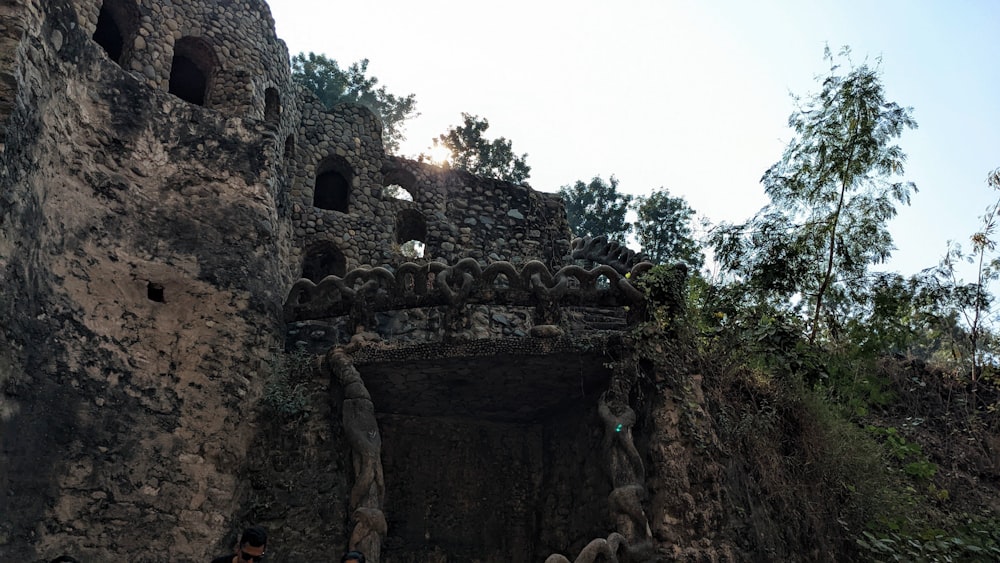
[427,144,452,166]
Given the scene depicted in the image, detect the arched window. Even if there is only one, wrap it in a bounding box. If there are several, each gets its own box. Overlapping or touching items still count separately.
[92,0,139,66]
[383,168,417,201]
[396,209,427,259]
[169,36,217,106]
[301,243,346,282]
[264,87,281,126]
[313,156,352,212]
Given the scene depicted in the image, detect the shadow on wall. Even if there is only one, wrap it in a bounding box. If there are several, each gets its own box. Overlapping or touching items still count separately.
[314,156,352,213]
[92,0,139,67]
[302,242,346,282]
[169,36,217,106]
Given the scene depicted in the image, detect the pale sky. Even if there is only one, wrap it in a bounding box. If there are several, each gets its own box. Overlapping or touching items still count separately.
[266,0,999,278]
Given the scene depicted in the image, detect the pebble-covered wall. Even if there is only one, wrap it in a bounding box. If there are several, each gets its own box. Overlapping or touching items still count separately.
[70,0,573,281]
[1,0,577,560]
[76,0,292,119]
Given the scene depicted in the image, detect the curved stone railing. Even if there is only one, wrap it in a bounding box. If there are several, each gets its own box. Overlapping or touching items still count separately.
[283,258,654,327]
[544,533,627,563]
[569,236,648,275]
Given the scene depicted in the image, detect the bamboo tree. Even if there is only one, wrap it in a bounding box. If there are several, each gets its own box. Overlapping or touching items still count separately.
[714,46,917,343]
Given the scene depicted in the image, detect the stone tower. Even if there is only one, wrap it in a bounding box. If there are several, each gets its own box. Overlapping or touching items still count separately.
[1,1,713,562]
[0,0,609,559]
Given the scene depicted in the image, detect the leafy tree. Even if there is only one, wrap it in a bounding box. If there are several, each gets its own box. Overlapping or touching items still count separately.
[634,188,703,268]
[431,113,530,183]
[559,175,632,242]
[842,272,952,360]
[291,52,418,154]
[712,46,917,343]
[927,167,1000,380]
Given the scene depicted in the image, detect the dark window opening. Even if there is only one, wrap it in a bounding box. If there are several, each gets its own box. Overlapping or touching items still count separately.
[92,1,138,67]
[302,244,346,282]
[283,135,295,160]
[169,37,216,106]
[383,168,418,201]
[396,209,427,259]
[169,55,207,105]
[264,87,281,125]
[313,157,353,212]
[93,5,124,63]
[147,282,165,302]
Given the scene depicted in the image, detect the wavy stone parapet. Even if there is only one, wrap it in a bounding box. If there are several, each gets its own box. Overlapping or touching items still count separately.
[544,533,627,563]
[283,258,654,327]
[570,235,649,276]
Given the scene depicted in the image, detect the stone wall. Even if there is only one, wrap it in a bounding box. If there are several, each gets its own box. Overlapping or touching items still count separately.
[74,0,291,119]
[0,0,295,559]
[0,0,592,561]
[288,126,572,278]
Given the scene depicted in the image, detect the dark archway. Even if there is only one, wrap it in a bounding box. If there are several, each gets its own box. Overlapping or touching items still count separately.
[313,156,352,212]
[396,209,426,245]
[383,168,417,201]
[264,87,281,126]
[396,209,427,259]
[283,135,296,174]
[92,0,139,66]
[169,37,217,106]
[301,243,347,282]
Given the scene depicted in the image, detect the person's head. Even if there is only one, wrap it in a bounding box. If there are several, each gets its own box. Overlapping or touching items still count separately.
[237,526,267,562]
[341,551,365,563]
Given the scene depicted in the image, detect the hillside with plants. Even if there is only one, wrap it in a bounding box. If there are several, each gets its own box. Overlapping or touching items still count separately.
[610,48,1000,561]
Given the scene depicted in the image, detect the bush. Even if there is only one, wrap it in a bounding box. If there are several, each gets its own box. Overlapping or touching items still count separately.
[262,347,314,419]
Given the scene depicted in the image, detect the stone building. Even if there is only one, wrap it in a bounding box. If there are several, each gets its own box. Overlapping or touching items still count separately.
[0,1,735,562]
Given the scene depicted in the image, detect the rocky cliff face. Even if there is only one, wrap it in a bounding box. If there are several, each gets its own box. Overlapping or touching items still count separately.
[0,1,295,559]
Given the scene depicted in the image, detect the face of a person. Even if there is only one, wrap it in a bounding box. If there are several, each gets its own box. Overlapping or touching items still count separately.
[238,543,266,562]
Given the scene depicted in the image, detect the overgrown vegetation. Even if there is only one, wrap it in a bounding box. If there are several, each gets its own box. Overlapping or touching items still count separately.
[633,256,1000,560]
[262,346,314,420]
[616,47,1000,558]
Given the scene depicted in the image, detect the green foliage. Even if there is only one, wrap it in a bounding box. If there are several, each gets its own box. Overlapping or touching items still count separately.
[634,264,689,331]
[262,347,314,419]
[857,519,1000,563]
[842,272,953,360]
[559,175,632,242]
[926,166,1000,380]
[866,425,934,475]
[291,52,418,153]
[689,277,829,385]
[711,46,917,343]
[634,188,703,268]
[430,113,530,183]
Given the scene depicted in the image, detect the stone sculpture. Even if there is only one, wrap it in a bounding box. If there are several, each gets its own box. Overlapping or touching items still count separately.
[570,236,648,275]
[599,391,653,544]
[543,532,626,563]
[326,349,386,561]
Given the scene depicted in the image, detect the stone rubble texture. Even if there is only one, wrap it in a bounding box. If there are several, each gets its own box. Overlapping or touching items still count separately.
[0,1,742,562]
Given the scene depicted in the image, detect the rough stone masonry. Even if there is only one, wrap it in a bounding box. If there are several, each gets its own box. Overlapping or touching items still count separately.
[0,1,732,562]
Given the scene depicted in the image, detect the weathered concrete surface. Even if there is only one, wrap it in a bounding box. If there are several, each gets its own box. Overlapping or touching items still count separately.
[0,1,294,559]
